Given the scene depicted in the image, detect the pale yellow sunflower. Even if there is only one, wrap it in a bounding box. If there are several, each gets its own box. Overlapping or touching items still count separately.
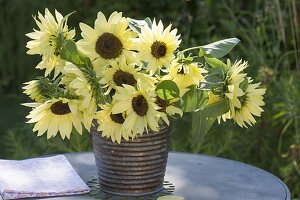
[111,85,163,137]
[232,78,266,128]
[134,19,181,75]
[77,11,136,75]
[25,98,83,139]
[23,80,44,103]
[61,62,97,130]
[26,8,75,77]
[100,56,156,94]
[164,61,207,96]
[95,103,132,143]
[225,59,248,117]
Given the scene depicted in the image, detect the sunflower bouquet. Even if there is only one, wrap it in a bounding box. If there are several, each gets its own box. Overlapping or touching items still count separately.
[23,9,266,144]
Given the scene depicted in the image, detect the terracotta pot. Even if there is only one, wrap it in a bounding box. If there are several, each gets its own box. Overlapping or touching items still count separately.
[91,124,171,196]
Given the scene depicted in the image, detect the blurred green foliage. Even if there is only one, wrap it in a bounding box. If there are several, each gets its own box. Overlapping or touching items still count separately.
[0,0,299,198]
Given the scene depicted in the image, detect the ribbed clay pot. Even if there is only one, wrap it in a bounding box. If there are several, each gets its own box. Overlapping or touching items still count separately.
[91,124,171,196]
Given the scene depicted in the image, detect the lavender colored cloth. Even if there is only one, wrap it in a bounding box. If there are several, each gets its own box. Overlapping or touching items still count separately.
[0,155,90,199]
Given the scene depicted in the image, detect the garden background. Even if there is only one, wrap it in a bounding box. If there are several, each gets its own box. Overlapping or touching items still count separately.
[0,0,299,198]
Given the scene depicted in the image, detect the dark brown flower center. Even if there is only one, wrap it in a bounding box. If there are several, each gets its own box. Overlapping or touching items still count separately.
[151,41,167,59]
[177,66,185,74]
[113,70,137,87]
[50,101,71,115]
[155,96,169,112]
[110,113,125,124]
[132,95,148,116]
[95,32,123,59]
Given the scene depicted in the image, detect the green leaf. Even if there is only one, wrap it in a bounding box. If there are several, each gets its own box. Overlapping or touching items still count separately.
[60,40,77,61]
[200,38,240,58]
[64,39,77,52]
[155,80,180,100]
[198,48,205,57]
[239,77,249,91]
[127,17,152,34]
[202,99,230,118]
[60,40,92,69]
[144,17,152,27]
[181,86,208,112]
[205,67,225,83]
[56,11,75,50]
[59,11,76,30]
[273,111,287,119]
[191,111,215,146]
[204,55,228,69]
[190,99,229,146]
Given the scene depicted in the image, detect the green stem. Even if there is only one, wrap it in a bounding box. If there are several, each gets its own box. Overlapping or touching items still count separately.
[295,113,299,144]
[181,46,202,54]
[200,81,225,86]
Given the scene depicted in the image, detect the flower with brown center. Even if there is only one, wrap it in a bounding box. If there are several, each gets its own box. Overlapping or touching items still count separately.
[100,56,157,94]
[111,84,163,137]
[110,113,125,124]
[132,95,149,116]
[77,11,136,75]
[95,32,123,59]
[134,19,181,75]
[151,41,167,59]
[25,98,83,139]
[113,70,137,87]
[96,103,131,143]
[50,101,71,115]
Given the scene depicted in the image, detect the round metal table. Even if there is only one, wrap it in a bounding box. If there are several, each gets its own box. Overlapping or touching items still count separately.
[46,152,290,200]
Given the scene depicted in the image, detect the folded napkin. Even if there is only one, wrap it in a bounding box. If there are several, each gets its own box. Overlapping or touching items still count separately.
[0,155,90,199]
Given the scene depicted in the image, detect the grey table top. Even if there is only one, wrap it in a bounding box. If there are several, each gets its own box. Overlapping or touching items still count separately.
[44,152,290,200]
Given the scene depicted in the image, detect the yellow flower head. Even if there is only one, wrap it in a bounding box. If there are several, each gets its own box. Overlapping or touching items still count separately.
[96,103,132,143]
[164,61,207,95]
[61,62,97,130]
[225,59,248,116]
[23,80,44,103]
[111,85,163,137]
[232,78,266,128]
[26,8,75,77]
[134,19,181,75]
[25,98,83,139]
[100,56,157,94]
[77,11,136,75]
